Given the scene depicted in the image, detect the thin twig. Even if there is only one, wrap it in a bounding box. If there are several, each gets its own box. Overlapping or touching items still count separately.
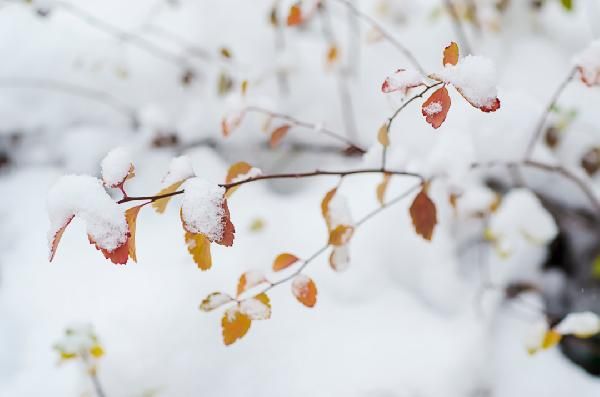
[272,0,290,96]
[80,354,107,397]
[444,0,473,55]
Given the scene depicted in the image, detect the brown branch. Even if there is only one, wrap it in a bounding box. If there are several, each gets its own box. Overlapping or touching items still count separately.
[331,0,426,74]
[524,67,577,159]
[244,106,367,154]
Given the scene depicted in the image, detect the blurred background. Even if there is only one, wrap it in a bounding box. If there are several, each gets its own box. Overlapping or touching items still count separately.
[0,0,599,396]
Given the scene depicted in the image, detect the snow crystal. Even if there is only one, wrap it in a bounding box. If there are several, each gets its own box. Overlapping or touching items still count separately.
[101,147,133,187]
[162,155,195,186]
[47,175,128,252]
[327,193,353,228]
[382,69,424,94]
[240,298,270,320]
[574,39,600,86]
[423,101,442,116]
[180,178,226,241]
[555,312,600,337]
[434,55,499,108]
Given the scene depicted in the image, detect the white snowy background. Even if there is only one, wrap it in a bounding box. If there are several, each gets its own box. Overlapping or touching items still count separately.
[0,0,599,396]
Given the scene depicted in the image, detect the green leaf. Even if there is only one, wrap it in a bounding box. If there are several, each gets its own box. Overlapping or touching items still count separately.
[592,255,600,279]
[560,0,573,11]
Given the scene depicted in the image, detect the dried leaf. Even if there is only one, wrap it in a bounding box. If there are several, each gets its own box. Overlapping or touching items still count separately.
[125,205,143,262]
[292,274,317,308]
[222,307,251,346]
[215,200,235,247]
[287,3,302,26]
[443,41,459,66]
[326,44,338,66]
[321,187,338,230]
[49,216,74,262]
[377,123,389,147]
[422,86,451,129]
[376,173,391,205]
[269,124,291,148]
[89,235,129,265]
[328,224,354,246]
[185,231,212,270]
[409,187,437,241]
[200,292,234,312]
[225,161,253,198]
[272,253,299,271]
[152,180,185,214]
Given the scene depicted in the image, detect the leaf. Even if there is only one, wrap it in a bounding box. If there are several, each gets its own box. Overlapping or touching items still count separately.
[321,187,338,230]
[200,292,234,312]
[237,270,267,296]
[215,200,235,247]
[272,253,299,271]
[560,0,573,11]
[376,173,391,206]
[541,330,562,350]
[89,235,129,265]
[221,307,251,346]
[377,123,389,147]
[455,87,501,112]
[49,216,74,262]
[329,245,350,272]
[89,344,104,358]
[269,124,291,148]
[241,80,248,96]
[381,69,425,94]
[125,205,143,262]
[422,86,451,129]
[328,224,354,246]
[151,180,185,214]
[219,47,232,59]
[287,3,302,26]
[221,111,245,137]
[225,161,253,198]
[240,293,271,320]
[217,71,234,96]
[326,44,338,66]
[185,231,212,270]
[592,255,600,279]
[409,186,437,241]
[443,41,459,66]
[292,274,317,308]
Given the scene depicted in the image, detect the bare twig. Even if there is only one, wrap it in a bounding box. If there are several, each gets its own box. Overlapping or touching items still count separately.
[80,354,107,397]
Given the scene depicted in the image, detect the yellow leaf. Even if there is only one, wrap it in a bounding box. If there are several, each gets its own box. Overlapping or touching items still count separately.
[326,44,338,66]
[328,224,354,246]
[541,330,562,350]
[269,124,291,148]
[241,80,248,96]
[89,344,104,358]
[249,218,265,232]
[222,307,252,346]
[321,187,338,230]
[185,232,212,270]
[272,253,299,271]
[443,41,459,66]
[125,205,142,262]
[152,180,185,214]
[236,271,266,296]
[292,274,317,308]
[376,173,391,206]
[377,123,389,147]
[225,161,253,198]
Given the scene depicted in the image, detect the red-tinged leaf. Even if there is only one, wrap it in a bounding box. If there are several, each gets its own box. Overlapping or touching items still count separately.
[215,200,235,247]
[409,186,437,241]
[221,112,245,137]
[269,125,291,148]
[240,293,271,320]
[200,292,234,312]
[185,231,212,270]
[89,235,129,265]
[321,187,337,230]
[222,307,252,345]
[381,69,425,94]
[443,42,459,66]
[272,253,299,271]
[577,66,600,87]
[237,270,267,296]
[422,86,451,129]
[125,205,143,262]
[49,216,74,262]
[455,87,501,113]
[151,180,185,214]
[287,3,302,26]
[376,173,391,206]
[328,224,354,246]
[292,274,317,308]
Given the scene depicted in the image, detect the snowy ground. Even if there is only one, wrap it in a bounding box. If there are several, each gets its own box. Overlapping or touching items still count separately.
[0,0,599,396]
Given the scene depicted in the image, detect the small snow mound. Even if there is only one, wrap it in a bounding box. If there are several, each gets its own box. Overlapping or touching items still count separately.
[555,312,600,337]
[327,193,353,228]
[382,69,424,94]
[162,156,195,186]
[180,178,226,241]
[101,147,133,187]
[423,101,442,116]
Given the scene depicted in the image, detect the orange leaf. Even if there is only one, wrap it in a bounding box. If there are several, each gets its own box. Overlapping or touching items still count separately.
[287,4,302,26]
[151,180,185,214]
[200,292,234,312]
[455,87,501,113]
[225,161,253,198]
[125,205,143,262]
[409,186,437,241]
[321,187,337,230]
[221,307,252,346]
[377,123,389,147]
[272,253,299,271]
[326,44,338,66]
[240,293,271,320]
[376,173,391,206]
[269,125,291,148]
[49,216,74,262]
[185,231,212,270]
[237,270,266,296]
[422,86,451,129]
[88,235,129,265]
[443,42,459,66]
[292,274,317,308]
[215,200,235,246]
[328,224,354,246]
[221,111,245,137]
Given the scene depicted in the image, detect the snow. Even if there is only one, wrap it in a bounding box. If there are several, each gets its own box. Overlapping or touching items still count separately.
[239,297,270,320]
[53,323,98,356]
[47,175,128,253]
[100,146,133,187]
[574,39,600,86]
[291,274,311,297]
[555,312,600,337]
[382,69,424,94]
[330,245,350,272]
[434,55,499,109]
[161,155,195,186]
[327,192,353,228]
[422,101,442,116]
[200,292,234,312]
[230,167,262,184]
[180,178,226,241]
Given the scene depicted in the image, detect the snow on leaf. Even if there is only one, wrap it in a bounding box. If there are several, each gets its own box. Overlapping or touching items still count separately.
[161,156,195,187]
[101,147,134,188]
[221,111,245,137]
[184,231,212,270]
[376,173,391,206]
[225,161,262,198]
[269,124,291,148]
[151,181,184,214]
[377,123,389,147]
[89,234,129,265]
[47,175,129,262]
[381,69,425,94]
[554,312,600,338]
[292,274,317,308]
[272,253,299,271]
[328,224,354,246]
[199,292,234,312]
[443,41,459,66]
[329,245,350,272]
[421,86,451,129]
[321,187,338,231]
[125,205,143,262]
[574,39,600,87]
[236,270,267,296]
[240,293,271,320]
[409,186,437,241]
[221,307,252,346]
